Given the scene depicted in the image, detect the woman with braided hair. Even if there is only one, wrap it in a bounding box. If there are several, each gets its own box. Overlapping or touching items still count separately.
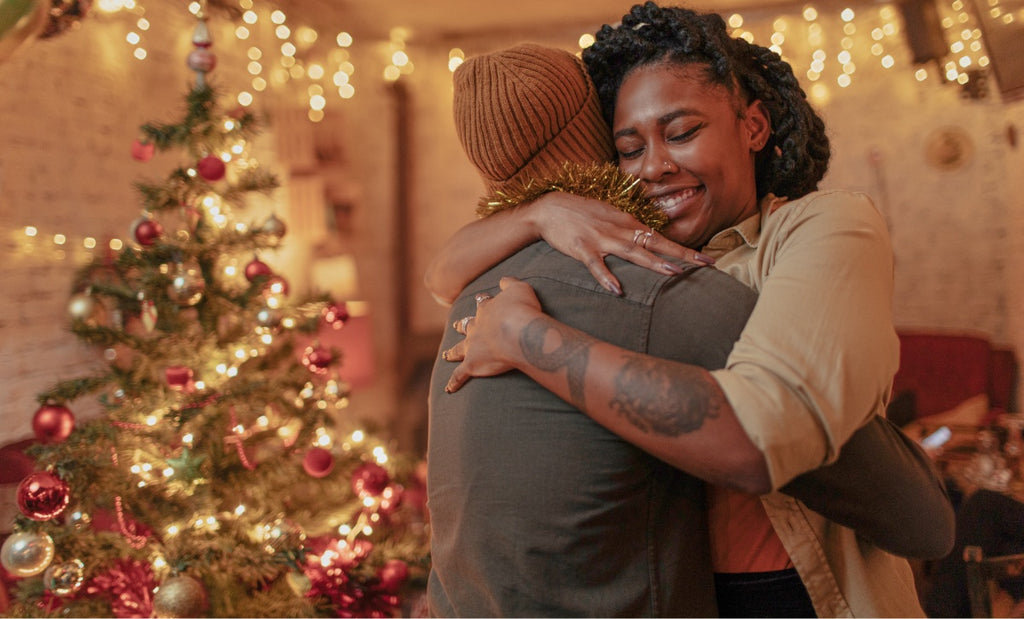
[431,3,929,616]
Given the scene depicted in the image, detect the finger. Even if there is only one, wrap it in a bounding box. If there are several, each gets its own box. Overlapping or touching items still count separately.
[619,237,708,275]
[445,365,469,393]
[498,276,521,290]
[642,234,715,266]
[581,257,623,296]
[452,315,473,334]
[441,341,466,362]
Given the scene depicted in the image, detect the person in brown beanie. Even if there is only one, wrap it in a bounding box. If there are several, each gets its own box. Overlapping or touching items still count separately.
[426,42,757,616]
[433,4,949,617]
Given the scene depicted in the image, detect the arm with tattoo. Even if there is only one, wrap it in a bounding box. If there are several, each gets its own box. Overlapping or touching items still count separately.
[447,286,770,493]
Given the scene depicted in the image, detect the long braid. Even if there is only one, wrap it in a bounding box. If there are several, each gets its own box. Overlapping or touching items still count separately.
[583,1,831,200]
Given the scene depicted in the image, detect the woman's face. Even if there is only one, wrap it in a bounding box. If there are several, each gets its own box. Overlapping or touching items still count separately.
[612,62,770,248]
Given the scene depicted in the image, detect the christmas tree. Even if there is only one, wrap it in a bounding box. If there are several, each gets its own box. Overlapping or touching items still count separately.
[1,8,429,618]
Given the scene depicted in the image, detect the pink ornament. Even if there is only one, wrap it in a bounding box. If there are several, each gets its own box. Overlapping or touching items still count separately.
[301,344,333,375]
[322,302,350,330]
[187,48,217,73]
[133,218,163,246]
[131,139,154,162]
[351,462,390,498]
[32,403,75,443]
[302,448,335,478]
[17,471,70,521]
[196,155,225,181]
[244,257,272,282]
[377,559,409,593]
[165,366,194,391]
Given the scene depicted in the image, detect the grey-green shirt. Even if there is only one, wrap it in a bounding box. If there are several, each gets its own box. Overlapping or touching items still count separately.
[426,241,756,617]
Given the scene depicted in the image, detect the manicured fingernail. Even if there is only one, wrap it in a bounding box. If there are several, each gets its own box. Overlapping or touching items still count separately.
[605,281,622,296]
[695,253,715,265]
[662,262,685,275]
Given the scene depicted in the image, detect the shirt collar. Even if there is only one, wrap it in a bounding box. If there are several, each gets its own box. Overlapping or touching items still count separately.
[701,194,784,258]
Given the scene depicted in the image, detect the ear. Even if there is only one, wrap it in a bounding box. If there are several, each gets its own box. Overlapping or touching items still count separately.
[744,99,772,152]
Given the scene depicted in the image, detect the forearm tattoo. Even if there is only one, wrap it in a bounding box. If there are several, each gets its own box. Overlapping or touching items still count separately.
[609,356,720,436]
[519,317,721,437]
[519,317,590,408]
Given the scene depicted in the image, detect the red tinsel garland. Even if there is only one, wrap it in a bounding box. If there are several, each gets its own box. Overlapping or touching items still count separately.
[84,558,156,618]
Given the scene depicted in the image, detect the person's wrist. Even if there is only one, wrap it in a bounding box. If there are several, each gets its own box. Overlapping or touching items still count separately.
[518,199,545,242]
[498,304,544,366]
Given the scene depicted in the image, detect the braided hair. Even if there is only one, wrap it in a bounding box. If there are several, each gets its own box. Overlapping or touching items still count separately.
[582,1,830,200]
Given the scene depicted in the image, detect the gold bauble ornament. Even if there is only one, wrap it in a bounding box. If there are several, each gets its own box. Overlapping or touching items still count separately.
[153,574,208,618]
[44,558,85,595]
[68,291,96,321]
[0,531,54,577]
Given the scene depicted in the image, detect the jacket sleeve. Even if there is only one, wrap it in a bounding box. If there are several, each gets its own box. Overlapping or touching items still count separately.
[780,415,956,559]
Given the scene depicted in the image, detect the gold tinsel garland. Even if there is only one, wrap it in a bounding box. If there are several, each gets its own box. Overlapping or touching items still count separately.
[476,161,669,231]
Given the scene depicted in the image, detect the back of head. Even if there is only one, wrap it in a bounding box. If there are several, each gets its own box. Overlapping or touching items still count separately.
[452,43,615,195]
[583,1,831,200]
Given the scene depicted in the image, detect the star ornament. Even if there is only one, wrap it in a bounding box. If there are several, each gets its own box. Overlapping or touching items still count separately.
[166,448,208,484]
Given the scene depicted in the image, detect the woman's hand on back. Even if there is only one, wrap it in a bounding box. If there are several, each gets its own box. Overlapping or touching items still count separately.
[527,192,714,295]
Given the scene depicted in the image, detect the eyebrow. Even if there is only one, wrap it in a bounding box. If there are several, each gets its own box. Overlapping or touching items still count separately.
[612,108,700,140]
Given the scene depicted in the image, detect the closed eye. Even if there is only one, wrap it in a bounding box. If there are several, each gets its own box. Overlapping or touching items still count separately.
[618,146,644,160]
[668,123,702,144]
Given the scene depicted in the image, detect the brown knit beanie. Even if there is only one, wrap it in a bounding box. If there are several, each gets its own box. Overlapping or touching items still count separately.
[452,43,615,195]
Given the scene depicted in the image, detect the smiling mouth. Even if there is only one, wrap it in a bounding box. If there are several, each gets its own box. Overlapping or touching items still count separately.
[651,186,703,219]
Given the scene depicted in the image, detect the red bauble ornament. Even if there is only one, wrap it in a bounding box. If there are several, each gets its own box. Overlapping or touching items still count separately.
[263,275,289,298]
[302,448,335,478]
[377,559,409,593]
[351,462,390,498]
[196,155,226,181]
[322,302,350,330]
[301,344,333,375]
[17,472,70,521]
[165,366,194,391]
[378,484,404,515]
[32,403,75,443]
[131,139,155,162]
[244,257,272,282]
[133,218,163,246]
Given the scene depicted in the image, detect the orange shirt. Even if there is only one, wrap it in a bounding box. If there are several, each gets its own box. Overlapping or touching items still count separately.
[708,484,792,573]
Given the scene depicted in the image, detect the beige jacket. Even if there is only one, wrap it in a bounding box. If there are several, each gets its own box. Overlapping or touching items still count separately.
[707,190,924,617]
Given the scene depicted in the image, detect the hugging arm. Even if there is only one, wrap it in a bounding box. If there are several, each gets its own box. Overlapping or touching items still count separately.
[424,192,709,306]
[445,277,772,494]
[424,207,539,306]
[782,416,955,559]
